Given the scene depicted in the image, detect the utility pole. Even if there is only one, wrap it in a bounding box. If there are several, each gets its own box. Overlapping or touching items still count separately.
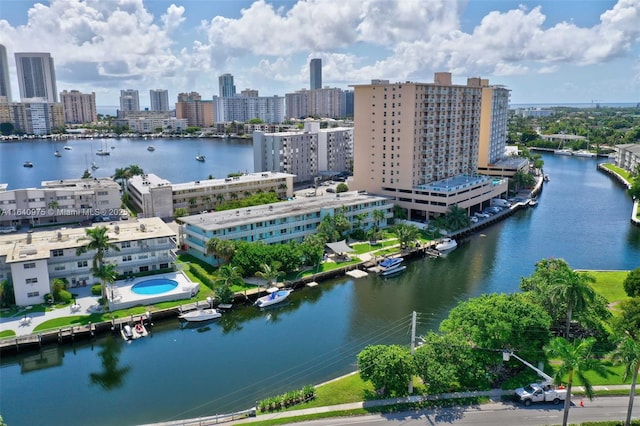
[408,311,417,394]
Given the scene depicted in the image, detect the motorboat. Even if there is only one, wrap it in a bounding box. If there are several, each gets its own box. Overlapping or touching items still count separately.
[554,149,573,156]
[543,175,550,182]
[529,198,539,207]
[178,308,222,322]
[195,154,205,162]
[377,257,406,276]
[121,322,148,341]
[63,146,72,150]
[255,288,292,308]
[54,150,62,157]
[573,150,596,158]
[147,145,155,152]
[91,161,99,170]
[435,238,458,254]
[23,161,33,168]
[95,149,110,156]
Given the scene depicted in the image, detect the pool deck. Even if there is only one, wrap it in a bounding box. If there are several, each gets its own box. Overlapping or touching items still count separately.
[108,271,199,311]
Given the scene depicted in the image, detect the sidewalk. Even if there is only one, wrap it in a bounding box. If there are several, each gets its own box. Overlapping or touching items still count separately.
[0,285,101,336]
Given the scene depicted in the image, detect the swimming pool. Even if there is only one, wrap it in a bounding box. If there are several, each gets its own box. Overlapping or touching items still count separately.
[132,278,178,295]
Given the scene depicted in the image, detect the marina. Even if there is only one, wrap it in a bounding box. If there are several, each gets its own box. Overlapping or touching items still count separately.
[0,147,639,426]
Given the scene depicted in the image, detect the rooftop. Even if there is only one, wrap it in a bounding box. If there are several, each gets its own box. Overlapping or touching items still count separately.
[0,217,176,264]
[417,174,502,192]
[181,191,390,231]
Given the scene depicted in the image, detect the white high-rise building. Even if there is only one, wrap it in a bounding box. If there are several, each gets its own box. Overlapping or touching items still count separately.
[15,52,58,102]
[150,89,170,111]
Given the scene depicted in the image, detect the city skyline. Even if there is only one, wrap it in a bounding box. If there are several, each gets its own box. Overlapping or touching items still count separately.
[0,0,639,107]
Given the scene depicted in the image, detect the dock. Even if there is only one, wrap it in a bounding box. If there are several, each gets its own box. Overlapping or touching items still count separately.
[345,269,369,279]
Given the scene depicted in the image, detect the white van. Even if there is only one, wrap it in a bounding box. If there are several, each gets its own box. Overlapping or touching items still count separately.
[490,198,510,208]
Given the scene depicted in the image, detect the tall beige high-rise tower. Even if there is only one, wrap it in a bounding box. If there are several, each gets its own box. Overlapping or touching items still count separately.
[351,73,508,221]
[60,90,97,123]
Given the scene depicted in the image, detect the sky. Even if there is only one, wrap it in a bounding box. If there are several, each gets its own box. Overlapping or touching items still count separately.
[0,0,639,109]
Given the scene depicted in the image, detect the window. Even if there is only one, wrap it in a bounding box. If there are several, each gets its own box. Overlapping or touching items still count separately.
[121,241,131,249]
[159,263,169,269]
[26,278,38,284]
[77,260,88,268]
[52,249,63,257]
[139,266,149,272]
[23,263,36,269]
[123,255,132,262]
[27,291,40,298]
[54,265,66,271]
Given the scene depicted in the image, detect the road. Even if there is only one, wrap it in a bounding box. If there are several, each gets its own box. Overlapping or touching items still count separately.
[280,397,636,426]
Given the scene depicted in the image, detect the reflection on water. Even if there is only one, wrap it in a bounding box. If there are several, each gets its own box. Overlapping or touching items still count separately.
[1,153,640,426]
[89,337,131,390]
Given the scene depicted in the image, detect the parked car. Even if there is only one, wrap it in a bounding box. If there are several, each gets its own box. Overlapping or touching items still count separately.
[326,188,336,193]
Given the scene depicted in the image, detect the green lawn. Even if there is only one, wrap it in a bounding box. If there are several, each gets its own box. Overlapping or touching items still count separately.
[0,330,15,338]
[588,270,631,313]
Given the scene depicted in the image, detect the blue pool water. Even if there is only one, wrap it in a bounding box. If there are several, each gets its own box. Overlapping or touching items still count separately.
[132,278,178,295]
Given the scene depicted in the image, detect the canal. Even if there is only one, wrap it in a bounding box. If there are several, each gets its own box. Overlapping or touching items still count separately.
[0,149,639,426]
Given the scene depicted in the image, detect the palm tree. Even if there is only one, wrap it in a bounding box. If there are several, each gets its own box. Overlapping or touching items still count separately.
[445,204,470,230]
[205,238,236,265]
[549,268,596,338]
[127,164,144,176]
[372,209,386,231]
[76,226,120,273]
[610,334,640,426]
[255,263,284,288]
[93,263,118,305]
[545,337,609,426]
[76,227,120,307]
[214,265,244,304]
[394,223,420,249]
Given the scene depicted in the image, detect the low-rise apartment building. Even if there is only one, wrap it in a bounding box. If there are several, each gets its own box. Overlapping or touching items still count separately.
[127,172,295,218]
[180,191,394,265]
[0,217,177,306]
[0,177,121,228]
[615,143,640,174]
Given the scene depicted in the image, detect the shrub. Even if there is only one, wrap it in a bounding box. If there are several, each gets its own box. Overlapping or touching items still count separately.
[55,289,74,303]
[91,285,101,296]
[189,263,216,289]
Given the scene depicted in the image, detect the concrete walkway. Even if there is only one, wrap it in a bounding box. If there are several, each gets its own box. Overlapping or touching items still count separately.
[0,285,102,336]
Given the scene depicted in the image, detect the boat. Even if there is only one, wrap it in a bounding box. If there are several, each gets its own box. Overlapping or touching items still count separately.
[573,150,596,158]
[147,145,155,152]
[23,161,33,168]
[529,198,539,207]
[54,150,61,157]
[543,175,550,182]
[377,257,406,276]
[254,288,292,308]
[121,322,148,341]
[554,149,573,156]
[178,308,222,322]
[63,146,72,150]
[95,149,110,156]
[195,154,205,162]
[435,238,458,254]
[91,161,99,170]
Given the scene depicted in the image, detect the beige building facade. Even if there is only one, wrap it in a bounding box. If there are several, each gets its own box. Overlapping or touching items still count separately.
[60,90,97,124]
[351,73,508,221]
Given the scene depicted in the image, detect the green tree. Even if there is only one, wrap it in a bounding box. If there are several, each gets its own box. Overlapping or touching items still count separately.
[510,170,535,193]
[357,345,415,397]
[205,238,236,265]
[393,223,420,249]
[612,297,640,341]
[610,334,640,426]
[214,265,244,304]
[414,332,489,394]
[0,122,14,136]
[623,267,640,297]
[174,207,188,222]
[333,208,352,240]
[300,234,325,267]
[545,337,609,426]
[317,214,341,242]
[254,263,284,288]
[0,279,14,307]
[444,204,470,230]
[548,267,597,338]
[336,182,349,193]
[440,293,552,365]
[93,263,118,305]
[76,226,120,273]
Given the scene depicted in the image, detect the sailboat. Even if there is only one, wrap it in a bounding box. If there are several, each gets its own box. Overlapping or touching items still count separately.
[54,150,62,157]
[96,142,110,156]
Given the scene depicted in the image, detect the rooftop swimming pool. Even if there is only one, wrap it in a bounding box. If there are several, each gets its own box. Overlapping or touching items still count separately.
[131,278,179,295]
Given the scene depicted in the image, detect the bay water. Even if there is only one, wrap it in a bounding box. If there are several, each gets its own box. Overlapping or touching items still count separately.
[0,142,639,426]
